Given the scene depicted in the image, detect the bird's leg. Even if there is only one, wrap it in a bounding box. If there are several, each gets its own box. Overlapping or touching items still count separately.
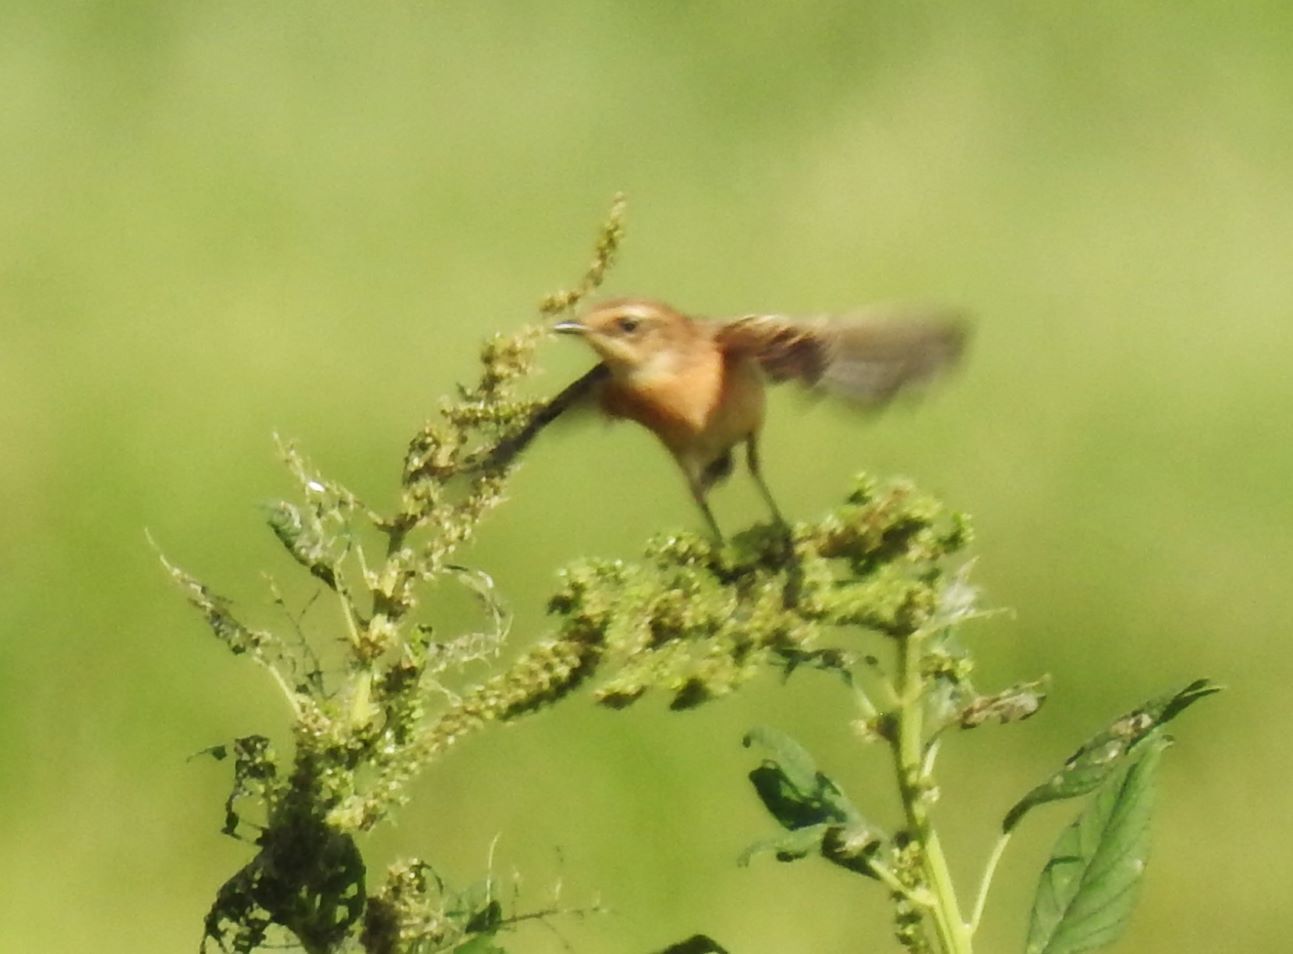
[680,456,728,542]
[685,475,725,542]
[745,435,789,529]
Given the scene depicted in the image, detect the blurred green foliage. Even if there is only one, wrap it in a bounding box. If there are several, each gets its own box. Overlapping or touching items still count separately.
[1,2,1288,951]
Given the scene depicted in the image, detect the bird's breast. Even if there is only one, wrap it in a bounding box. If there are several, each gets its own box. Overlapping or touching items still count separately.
[601,354,766,464]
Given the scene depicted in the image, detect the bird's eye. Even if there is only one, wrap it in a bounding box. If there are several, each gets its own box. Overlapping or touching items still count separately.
[616,316,640,334]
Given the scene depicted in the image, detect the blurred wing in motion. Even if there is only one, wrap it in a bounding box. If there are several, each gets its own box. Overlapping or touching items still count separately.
[480,362,610,470]
[714,306,968,406]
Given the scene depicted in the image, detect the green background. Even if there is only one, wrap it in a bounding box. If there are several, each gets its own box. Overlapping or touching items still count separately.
[3,2,1287,951]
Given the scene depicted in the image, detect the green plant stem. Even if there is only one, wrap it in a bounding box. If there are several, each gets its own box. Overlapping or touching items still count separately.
[869,858,936,908]
[265,662,303,717]
[969,832,1010,934]
[893,629,973,954]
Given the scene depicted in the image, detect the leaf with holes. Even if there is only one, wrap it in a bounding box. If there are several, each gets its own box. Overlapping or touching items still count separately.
[1004,679,1218,833]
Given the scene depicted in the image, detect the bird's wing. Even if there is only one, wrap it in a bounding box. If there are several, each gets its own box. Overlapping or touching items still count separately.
[479,363,611,471]
[713,306,968,407]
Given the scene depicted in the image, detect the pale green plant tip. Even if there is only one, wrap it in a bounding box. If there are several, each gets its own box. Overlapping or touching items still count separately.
[538,191,627,315]
[172,195,631,953]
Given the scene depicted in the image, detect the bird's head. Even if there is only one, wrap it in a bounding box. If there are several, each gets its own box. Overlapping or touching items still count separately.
[553,299,696,375]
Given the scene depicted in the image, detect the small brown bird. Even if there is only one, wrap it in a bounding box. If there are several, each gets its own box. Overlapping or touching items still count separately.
[489,298,967,539]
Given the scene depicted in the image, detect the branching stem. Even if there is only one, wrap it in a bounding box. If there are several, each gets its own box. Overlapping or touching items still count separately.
[869,858,937,909]
[892,628,973,954]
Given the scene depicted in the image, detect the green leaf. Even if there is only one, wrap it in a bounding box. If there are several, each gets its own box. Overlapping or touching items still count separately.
[1004,679,1219,832]
[464,898,503,934]
[738,822,835,867]
[743,726,862,829]
[1025,735,1167,954]
[741,727,885,876]
[455,877,503,934]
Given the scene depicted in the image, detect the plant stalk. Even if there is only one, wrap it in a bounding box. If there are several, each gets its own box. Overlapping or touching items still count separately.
[893,629,973,954]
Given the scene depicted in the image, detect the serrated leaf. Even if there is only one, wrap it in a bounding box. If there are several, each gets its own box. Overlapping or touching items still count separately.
[1025,735,1167,954]
[1004,678,1219,832]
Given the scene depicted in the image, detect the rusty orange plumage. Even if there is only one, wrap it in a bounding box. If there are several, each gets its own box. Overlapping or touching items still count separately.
[489,298,967,539]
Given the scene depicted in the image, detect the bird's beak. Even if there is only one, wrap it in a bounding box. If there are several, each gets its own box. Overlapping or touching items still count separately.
[552,319,587,336]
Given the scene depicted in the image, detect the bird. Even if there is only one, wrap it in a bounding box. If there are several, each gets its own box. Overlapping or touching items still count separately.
[485,298,967,540]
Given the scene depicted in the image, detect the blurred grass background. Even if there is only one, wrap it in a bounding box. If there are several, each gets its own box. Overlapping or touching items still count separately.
[2,1,1289,950]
